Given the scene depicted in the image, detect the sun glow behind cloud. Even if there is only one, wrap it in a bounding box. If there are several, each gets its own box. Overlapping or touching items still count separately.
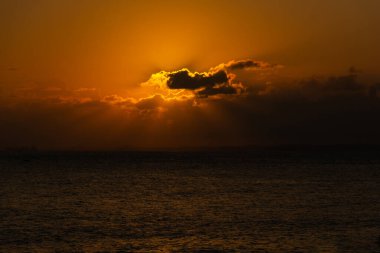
[1,55,379,150]
[1,0,380,149]
[140,59,275,101]
[0,58,276,149]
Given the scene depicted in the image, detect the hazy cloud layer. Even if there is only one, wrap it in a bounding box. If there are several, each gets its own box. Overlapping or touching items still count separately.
[1,60,380,150]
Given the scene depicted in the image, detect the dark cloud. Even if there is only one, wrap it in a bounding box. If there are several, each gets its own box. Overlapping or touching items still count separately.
[142,59,271,98]
[167,69,228,90]
[323,74,362,92]
[224,59,263,70]
[196,85,237,97]
[369,83,380,98]
[165,69,242,98]
[1,60,380,150]
[196,83,245,98]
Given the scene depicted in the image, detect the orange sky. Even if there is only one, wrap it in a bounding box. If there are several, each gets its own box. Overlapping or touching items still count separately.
[2,0,380,91]
[1,0,380,149]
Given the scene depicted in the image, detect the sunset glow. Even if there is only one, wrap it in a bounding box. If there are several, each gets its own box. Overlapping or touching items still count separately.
[1,0,380,149]
[2,2,380,252]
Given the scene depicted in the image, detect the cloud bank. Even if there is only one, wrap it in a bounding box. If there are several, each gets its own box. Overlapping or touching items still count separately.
[1,59,380,150]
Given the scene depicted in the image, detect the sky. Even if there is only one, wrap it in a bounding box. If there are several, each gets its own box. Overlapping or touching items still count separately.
[1,0,380,150]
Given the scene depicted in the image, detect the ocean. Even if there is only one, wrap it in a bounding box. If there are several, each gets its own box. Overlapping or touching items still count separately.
[1,148,380,252]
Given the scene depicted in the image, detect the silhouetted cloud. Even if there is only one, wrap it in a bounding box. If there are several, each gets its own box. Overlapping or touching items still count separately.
[1,60,380,150]
[226,59,260,70]
[221,59,271,71]
[167,69,228,90]
[143,59,269,98]
[196,85,238,97]
[368,83,380,98]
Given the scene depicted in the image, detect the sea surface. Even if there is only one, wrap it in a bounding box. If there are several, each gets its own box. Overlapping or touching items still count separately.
[1,148,380,252]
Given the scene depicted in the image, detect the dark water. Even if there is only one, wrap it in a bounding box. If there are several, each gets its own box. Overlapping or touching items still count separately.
[1,148,380,252]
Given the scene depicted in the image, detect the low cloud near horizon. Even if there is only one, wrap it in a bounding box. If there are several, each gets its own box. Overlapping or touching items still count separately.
[1,59,380,150]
